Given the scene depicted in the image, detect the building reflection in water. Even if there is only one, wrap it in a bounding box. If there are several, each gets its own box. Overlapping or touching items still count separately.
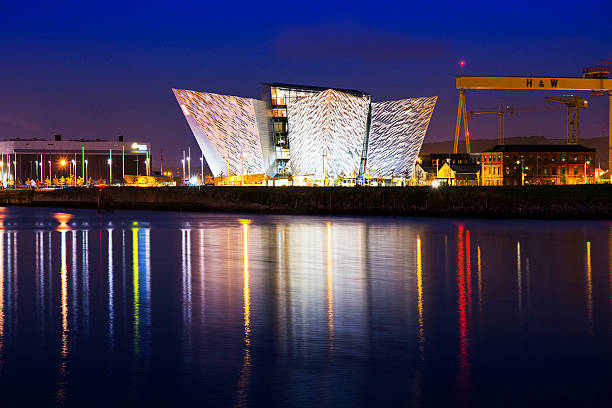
[82,229,89,335]
[517,241,523,324]
[456,224,471,401]
[132,223,140,354]
[2,210,612,406]
[586,241,593,335]
[0,210,4,370]
[326,222,334,353]
[181,225,192,331]
[416,234,424,359]
[108,227,114,348]
[236,218,252,407]
[36,230,45,332]
[131,222,151,356]
[54,212,71,406]
[71,229,78,330]
[477,245,482,315]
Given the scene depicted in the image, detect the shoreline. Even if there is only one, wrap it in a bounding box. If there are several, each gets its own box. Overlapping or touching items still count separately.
[0,185,611,220]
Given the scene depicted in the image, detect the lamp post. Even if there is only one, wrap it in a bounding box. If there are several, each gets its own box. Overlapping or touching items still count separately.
[35,160,39,181]
[200,155,204,185]
[48,161,51,183]
[108,158,112,184]
[584,160,590,184]
[85,160,88,185]
[71,160,76,186]
[188,147,191,179]
[181,159,185,182]
[516,159,524,186]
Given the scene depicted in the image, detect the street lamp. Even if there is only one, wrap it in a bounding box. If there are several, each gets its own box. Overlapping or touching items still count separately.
[71,160,76,186]
[107,158,112,184]
[584,160,590,184]
[48,161,51,183]
[516,160,524,186]
[200,155,204,185]
[35,160,39,180]
[181,159,185,182]
[85,160,88,185]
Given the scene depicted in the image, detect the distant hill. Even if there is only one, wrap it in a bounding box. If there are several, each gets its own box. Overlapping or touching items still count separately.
[421,136,609,169]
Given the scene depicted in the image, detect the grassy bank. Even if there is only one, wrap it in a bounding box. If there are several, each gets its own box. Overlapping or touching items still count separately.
[0,185,611,219]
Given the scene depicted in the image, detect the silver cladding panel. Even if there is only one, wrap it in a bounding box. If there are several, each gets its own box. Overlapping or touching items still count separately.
[287,89,369,178]
[367,96,437,177]
[173,89,265,177]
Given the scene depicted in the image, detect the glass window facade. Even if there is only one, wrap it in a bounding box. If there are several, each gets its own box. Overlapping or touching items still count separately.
[264,83,371,176]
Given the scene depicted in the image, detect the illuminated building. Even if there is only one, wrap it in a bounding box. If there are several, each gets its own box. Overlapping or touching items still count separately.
[173,83,437,182]
[481,145,595,186]
[415,153,481,186]
[0,135,151,184]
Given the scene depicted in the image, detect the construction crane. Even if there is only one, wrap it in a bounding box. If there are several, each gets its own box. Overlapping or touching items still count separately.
[469,104,563,145]
[469,104,506,145]
[543,95,588,144]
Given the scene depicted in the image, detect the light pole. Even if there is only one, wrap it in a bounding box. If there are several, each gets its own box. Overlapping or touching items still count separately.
[48,161,51,183]
[71,160,76,186]
[85,160,88,185]
[181,159,185,182]
[200,155,203,185]
[584,160,590,184]
[188,147,191,179]
[35,160,39,181]
[516,160,524,186]
[108,158,112,184]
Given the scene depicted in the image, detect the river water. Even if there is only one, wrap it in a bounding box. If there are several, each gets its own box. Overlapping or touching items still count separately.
[0,207,610,407]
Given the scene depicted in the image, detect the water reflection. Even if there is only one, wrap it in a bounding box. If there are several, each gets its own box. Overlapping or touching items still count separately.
[236,218,252,407]
[55,212,71,406]
[0,209,607,406]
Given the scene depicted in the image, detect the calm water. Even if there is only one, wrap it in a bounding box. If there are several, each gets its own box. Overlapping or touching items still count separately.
[0,207,610,407]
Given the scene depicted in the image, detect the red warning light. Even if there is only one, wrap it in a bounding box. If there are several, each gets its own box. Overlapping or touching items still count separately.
[460,60,465,66]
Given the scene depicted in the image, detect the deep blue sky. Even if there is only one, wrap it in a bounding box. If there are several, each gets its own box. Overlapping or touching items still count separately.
[1,1,611,166]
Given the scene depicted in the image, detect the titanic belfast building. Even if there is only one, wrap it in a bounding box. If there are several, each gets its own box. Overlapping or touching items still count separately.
[173,83,437,181]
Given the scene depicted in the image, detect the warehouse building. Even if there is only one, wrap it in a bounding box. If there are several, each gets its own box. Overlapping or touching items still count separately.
[0,135,151,185]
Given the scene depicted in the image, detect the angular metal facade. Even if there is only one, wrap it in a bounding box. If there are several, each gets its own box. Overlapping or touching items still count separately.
[173,89,267,177]
[367,96,437,177]
[173,85,437,180]
[287,89,370,178]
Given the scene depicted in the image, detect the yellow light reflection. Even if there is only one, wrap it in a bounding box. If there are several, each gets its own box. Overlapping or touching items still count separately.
[240,219,251,338]
[54,212,71,405]
[586,241,593,334]
[132,224,140,354]
[517,241,522,320]
[326,222,334,351]
[477,245,482,315]
[416,234,424,359]
[236,218,252,406]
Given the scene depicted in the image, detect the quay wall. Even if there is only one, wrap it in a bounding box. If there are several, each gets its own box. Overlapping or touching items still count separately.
[0,186,611,219]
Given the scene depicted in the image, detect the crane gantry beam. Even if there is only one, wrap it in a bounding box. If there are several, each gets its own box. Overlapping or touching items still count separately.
[454,76,612,171]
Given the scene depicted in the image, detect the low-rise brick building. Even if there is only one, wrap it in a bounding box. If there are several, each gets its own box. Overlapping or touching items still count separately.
[481,145,595,186]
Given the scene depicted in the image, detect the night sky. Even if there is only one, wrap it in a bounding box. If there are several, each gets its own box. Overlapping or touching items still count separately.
[1,1,611,166]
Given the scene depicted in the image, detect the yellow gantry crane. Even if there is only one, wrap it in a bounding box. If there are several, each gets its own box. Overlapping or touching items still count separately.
[453,75,612,170]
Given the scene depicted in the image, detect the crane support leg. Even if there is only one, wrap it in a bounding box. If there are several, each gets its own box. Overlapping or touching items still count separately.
[463,95,470,153]
[453,89,470,153]
[609,91,612,174]
[453,89,464,154]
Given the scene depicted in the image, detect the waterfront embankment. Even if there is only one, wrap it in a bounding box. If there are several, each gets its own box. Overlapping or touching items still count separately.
[0,185,611,219]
